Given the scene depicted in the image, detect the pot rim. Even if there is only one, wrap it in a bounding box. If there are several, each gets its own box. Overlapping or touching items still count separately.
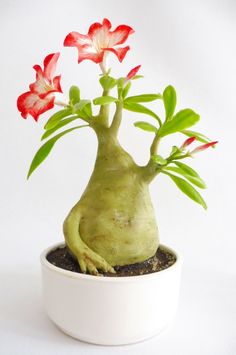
[40,242,182,283]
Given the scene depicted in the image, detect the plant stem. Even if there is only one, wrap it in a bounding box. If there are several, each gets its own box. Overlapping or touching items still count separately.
[98,89,110,127]
[99,61,107,75]
[110,102,123,136]
[167,153,190,162]
[150,134,160,156]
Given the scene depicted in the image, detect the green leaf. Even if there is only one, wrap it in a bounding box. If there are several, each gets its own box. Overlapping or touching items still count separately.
[44,108,72,130]
[170,146,181,156]
[152,154,167,165]
[165,172,207,209]
[181,130,212,145]
[99,75,117,90]
[123,102,162,126]
[172,161,201,178]
[93,96,118,105]
[132,75,144,80]
[27,126,87,179]
[122,81,131,99]
[163,85,177,120]
[158,109,200,137]
[125,94,162,103]
[164,166,206,188]
[41,116,80,140]
[69,86,80,105]
[117,78,125,88]
[134,121,158,133]
[74,100,92,117]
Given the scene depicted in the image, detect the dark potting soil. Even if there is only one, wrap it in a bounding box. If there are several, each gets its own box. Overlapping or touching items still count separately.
[46,245,176,277]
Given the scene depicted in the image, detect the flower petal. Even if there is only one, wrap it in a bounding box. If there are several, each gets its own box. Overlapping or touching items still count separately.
[63,32,102,63]
[77,45,103,63]
[43,52,60,81]
[64,32,91,47]
[104,46,130,62]
[108,24,134,46]
[17,92,38,119]
[31,96,55,121]
[126,65,141,80]
[102,18,112,29]
[17,91,54,121]
[33,64,43,79]
[88,18,111,39]
[29,74,49,95]
[53,75,62,92]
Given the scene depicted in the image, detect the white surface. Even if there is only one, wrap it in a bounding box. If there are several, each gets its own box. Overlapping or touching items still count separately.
[0,266,235,355]
[0,0,236,353]
[41,243,181,345]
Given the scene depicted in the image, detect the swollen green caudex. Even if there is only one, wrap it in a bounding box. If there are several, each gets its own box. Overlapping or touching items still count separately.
[63,104,160,275]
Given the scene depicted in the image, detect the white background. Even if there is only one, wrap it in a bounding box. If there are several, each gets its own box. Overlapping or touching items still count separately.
[0,0,236,354]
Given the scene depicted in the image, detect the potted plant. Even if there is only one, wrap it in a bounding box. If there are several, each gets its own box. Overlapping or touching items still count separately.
[17,18,217,345]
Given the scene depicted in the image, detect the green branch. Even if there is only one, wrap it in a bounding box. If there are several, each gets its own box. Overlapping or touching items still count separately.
[110,102,123,135]
[150,134,161,156]
[98,89,110,127]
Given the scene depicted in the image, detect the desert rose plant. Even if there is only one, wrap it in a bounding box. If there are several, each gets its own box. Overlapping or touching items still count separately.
[17,19,217,275]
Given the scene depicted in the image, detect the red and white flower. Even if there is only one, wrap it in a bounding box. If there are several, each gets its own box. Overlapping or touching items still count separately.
[17,53,63,121]
[190,141,218,155]
[64,18,134,72]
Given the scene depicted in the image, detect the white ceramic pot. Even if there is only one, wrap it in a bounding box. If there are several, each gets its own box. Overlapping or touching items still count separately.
[40,243,182,345]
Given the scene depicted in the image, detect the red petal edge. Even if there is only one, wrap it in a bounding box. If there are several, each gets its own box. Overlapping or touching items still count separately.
[43,53,60,81]
[53,75,63,93]
[17,91,55,121]
[110,24,134,46]
[126,65,141,80]
[88,18,112,38]
[104,46,130,62]
[181,136,196,149]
